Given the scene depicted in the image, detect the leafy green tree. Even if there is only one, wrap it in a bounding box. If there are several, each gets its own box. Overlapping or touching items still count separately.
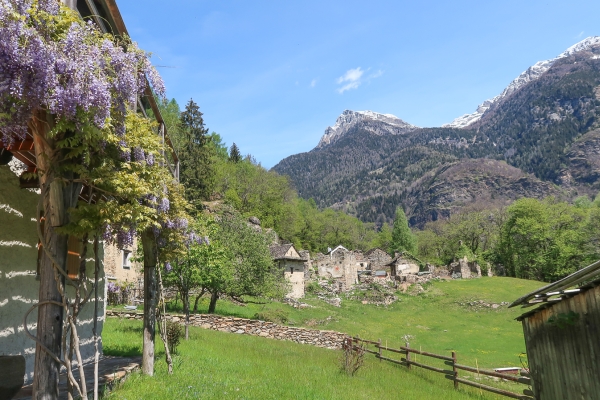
[179,99,216,211]
[229,142,242,163]
[390,207,417,254]
[371,223,393,252]
[198,211,286,313]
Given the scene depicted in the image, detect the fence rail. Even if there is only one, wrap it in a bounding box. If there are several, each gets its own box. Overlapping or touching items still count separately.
[346,337,533,400]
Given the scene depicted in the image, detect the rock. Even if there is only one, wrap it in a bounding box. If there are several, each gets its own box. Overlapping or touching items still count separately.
[248,216,261,226]
[491,304,500,309]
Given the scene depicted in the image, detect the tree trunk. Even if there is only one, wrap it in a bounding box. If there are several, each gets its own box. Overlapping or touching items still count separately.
[192,290,204,313]
[208,291,218,314]
[183,290,189,340]
[31,110,81,400]
[141,229,158,376]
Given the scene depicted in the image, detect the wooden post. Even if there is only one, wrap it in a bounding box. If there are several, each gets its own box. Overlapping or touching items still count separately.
[141,229,158,376]
[452,351,458,389]
[405,342,411,369]
[378,339,382,361]
[31,110,81,400]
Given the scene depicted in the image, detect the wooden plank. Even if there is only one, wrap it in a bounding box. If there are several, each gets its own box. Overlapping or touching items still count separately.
[399,346,453,362]
[400,358,452,375]
[376,345,407,355]
[352,337,379,345]
[586,286,600,397]
[453,363,531,384]
[375,354,406,366]
[449,377,533,400]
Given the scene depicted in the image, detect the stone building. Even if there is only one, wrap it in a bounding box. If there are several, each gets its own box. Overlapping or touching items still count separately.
[270,243,307,298]
[386,252,420,278]
[364,248,392,270]
[103,240,143,293]
[315,245,359,289]
[449,256,482,279]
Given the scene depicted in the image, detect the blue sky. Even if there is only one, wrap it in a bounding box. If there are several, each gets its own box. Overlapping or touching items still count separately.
[118,0,600,168]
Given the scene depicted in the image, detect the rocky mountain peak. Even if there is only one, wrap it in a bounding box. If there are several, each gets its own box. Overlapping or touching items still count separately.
[316,110,417,149]
[443,36,600,129]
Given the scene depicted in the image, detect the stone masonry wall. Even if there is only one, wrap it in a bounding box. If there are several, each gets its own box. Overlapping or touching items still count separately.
[106,310,346,349]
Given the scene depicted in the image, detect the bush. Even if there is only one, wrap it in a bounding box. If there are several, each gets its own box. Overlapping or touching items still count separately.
[166,320,183,354]
[339,338,365,376]
[305,280,321,294]
[254,309,289,324]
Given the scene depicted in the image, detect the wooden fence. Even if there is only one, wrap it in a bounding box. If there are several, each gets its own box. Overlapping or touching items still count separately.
[345,337,534,400]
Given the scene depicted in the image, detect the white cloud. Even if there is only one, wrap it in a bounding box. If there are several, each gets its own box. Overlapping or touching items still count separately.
[310,79,317,88]
[336,67,383,93]
[576,31,584,38]
[369,69,384,79]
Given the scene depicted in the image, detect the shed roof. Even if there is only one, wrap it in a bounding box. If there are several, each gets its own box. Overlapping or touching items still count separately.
[509,259,600,318]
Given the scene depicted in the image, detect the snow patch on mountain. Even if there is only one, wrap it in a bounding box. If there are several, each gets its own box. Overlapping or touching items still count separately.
[317,110,417,148]
[444,36,600,128]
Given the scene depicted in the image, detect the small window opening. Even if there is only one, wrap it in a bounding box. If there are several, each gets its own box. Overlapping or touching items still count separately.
[122,250,132,269]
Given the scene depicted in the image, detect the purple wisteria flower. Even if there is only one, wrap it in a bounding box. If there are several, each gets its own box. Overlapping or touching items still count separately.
[146,153,154,166]
[133,147,145,162]
[157,197,170,213]
[164,262,172,272]
[107,282,119,293]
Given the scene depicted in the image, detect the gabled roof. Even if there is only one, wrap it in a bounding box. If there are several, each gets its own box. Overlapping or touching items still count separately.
[269,243,306,261]
[385,251,420,266]
[510,259,600,318]
[328,245,348,255]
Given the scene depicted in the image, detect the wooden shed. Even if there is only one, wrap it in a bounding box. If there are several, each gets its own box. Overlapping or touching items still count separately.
[509,259,600,400]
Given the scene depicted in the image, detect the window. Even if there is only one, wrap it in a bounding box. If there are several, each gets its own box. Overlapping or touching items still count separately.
[122,250,132,269]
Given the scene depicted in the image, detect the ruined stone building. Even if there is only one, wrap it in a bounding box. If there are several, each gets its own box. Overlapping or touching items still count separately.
[364,248,392,270]
[315,245,360,289]
[386,252,421,278]
[270,243,307,298]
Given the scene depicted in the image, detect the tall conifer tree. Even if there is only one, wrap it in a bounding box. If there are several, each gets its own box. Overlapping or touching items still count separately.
[391,206,417,254]
[179,99,215,212]
[229,142,242,163]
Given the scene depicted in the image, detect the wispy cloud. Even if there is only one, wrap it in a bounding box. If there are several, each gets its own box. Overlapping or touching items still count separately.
[369,69,384,79]
[310,79,317,88]
[576,31,585,38]
[336,67,384,93]
[337,67,364,93]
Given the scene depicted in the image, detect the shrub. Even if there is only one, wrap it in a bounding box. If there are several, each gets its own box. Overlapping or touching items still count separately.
[254,309,289,324]
[339,338,365,376]
[166,320,183,354]
[305,280,321,294]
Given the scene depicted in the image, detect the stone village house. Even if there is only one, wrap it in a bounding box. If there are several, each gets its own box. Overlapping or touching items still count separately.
[269,243,307,299]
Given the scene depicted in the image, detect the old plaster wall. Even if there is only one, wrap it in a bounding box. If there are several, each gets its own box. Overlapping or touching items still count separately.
[0,164,106,383]
[279,259,305,298]
[316,249,358,288]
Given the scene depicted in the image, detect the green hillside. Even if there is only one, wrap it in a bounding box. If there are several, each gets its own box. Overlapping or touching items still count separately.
[104,277,543,399]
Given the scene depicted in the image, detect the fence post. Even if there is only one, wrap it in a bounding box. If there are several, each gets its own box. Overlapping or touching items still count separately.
[405,342,411,370]
[378,338,381,361]
[452,351,458,389]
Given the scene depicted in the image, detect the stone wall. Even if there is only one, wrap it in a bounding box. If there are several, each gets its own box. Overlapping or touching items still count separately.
[106,310,347,349]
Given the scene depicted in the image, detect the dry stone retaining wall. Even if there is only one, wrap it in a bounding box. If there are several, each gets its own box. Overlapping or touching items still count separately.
[106,310,346,349]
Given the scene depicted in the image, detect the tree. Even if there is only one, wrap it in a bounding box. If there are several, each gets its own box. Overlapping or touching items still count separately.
[390,207,417,254]
[200,211,286,313]
[229,142,242,163]
[179,99,215,211]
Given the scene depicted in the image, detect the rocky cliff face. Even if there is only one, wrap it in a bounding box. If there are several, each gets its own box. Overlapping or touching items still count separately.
[316,110,417,149]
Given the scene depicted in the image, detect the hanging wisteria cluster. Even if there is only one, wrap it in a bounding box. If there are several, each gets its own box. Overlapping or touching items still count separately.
[0,0,205,263]
[0,0,165,144]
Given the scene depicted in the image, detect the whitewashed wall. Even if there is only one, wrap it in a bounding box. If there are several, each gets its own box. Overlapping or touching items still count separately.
[0,162,106,384]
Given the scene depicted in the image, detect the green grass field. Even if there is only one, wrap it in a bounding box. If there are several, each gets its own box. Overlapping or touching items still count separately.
[103,277,543,399]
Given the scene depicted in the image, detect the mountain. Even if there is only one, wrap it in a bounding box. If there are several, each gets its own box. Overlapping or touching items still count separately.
[316,110,417,148]
[444,36,600,128]
[273,37,600,227]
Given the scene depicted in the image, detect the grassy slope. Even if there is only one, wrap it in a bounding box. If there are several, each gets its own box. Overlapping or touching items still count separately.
[103,277,543,399]
[104,320,504,400]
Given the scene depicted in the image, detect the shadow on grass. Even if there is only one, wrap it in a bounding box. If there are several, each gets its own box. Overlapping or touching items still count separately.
[103,345,142,357]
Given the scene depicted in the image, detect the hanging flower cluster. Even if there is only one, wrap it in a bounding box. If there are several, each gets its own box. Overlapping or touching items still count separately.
[0,0,165,144]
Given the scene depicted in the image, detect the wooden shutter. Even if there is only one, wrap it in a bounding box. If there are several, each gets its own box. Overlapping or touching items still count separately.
[67,235,82,280]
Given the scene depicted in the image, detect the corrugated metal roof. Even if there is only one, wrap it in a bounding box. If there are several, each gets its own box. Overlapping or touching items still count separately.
[510,259,600,317]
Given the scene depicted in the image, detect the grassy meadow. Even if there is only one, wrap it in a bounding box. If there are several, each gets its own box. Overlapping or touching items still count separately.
[103,276,544,399]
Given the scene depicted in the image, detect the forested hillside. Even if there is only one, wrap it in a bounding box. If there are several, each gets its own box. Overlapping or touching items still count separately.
[272,47,600,226]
